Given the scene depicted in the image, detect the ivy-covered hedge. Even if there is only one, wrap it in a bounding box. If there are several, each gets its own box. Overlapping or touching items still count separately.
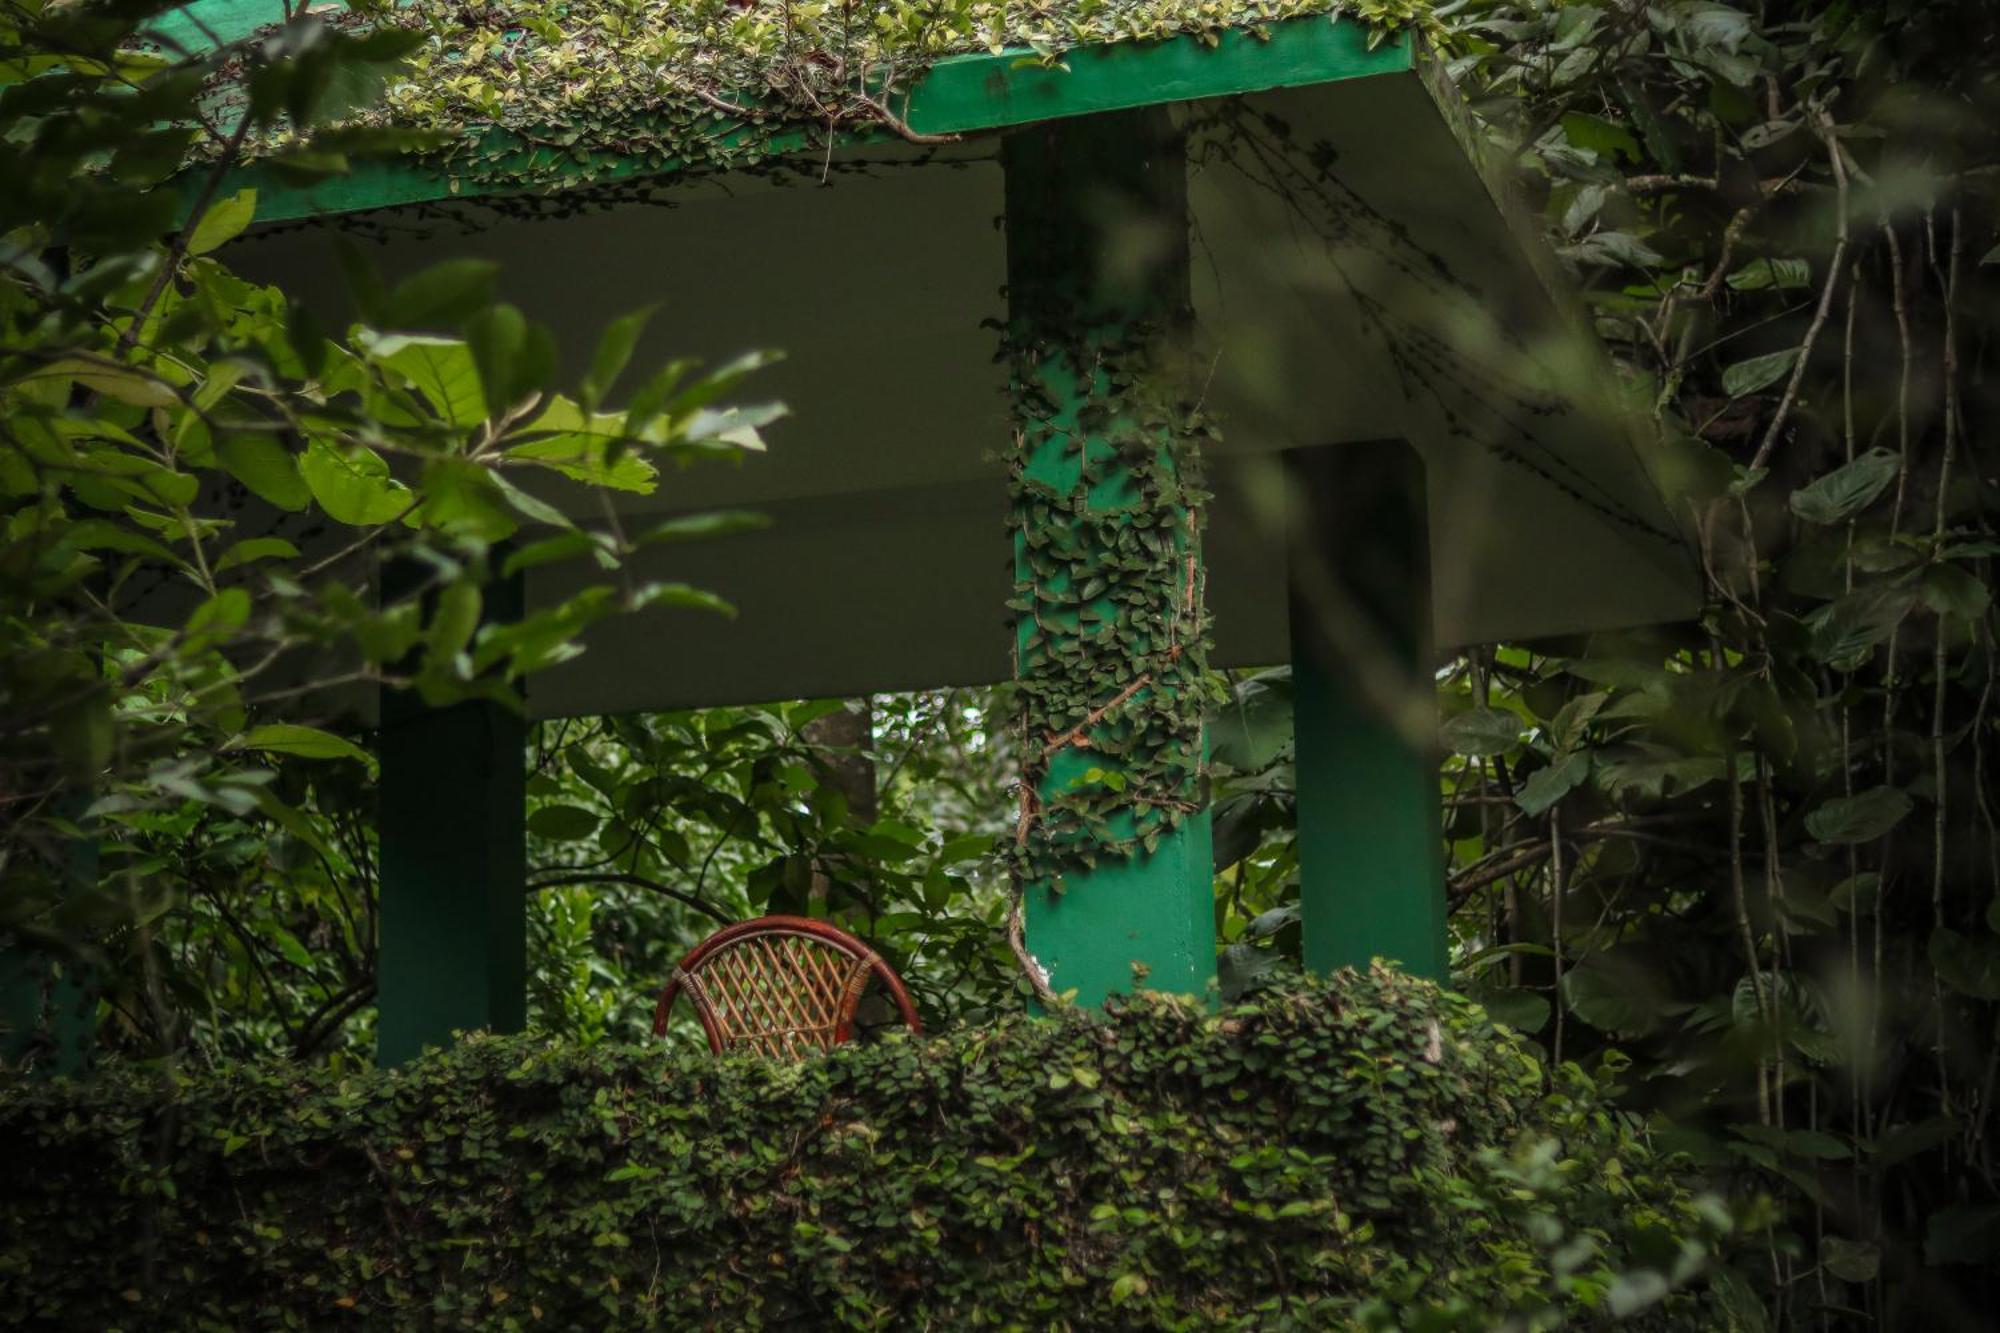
[0,969,1740,1329]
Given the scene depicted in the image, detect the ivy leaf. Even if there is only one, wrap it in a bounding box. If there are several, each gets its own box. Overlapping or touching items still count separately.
[1804,786,1913,845]
[1788,448,1899,524]
[1722,347,1799,398]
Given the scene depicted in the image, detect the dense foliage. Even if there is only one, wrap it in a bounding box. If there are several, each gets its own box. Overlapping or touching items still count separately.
[0,0,777,1066]
[0,970,1745,1330]
[5,0,1999,1328]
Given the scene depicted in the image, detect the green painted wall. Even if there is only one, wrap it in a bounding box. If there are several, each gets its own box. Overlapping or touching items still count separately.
[1289,443,1448,980]
[1006,110,1217,1008]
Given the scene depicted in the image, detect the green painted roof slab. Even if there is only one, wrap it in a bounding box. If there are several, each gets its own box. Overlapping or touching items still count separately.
[177,10,1409,224]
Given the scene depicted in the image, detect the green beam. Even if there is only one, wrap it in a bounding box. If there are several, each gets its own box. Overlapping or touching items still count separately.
[375,570,526,1067]
[1007,109,1215,1009]
[907,18,1409,135]
[1289,443,1447,981]
[191,16,1408,225]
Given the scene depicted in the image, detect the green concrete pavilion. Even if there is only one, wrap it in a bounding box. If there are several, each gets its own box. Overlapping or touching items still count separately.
[165,1,1697,1064]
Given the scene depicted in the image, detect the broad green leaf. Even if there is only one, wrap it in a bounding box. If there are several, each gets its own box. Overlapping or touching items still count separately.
[383,258,498,329]
[28,357,177,407]
[236,724,373,766]
[382,337,487,427]
[1561,111,1640,162]
[1807,587,1914,665]
[509,397,657,491]
[300,439,412,525]
[1929,927,2000,1001]
[214,537,299,571]
[1722,347,1799,398]
[216,434,310,511]
[1920,562,1991,619]
[636,511,770,546]
[1516,751,1589,815]
[186,188,257,257]
[583,305,656,408]
[1726,257,1810,291]
[184,587,250,650]
[1804,785,1913,845]
[528,804,600,841]
[1440,706,1521,758]
[1788,448,1899,525]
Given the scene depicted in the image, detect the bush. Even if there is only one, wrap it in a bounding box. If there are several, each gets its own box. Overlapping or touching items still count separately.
[0,968,1741,1329]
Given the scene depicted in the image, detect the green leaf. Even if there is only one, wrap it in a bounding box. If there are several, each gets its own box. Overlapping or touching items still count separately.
[1807,587,1914,664]
[1929,928,2000,1001]
[237,724,373,767]
[1721,347,1799,398]
[528,804,600,841]
[1788,448,1899,524]
[1920,562,1991,619]
[1516,752,1589,816]
[29,357,177,407]
[383,258,498,330]
[186,188,257,257]
[300,440,413,525]
[1440,706,1521,758]
[1805,785,1913,845]
[216,435,311,511]
[381,337,488,427]
[637,511,770,546]
[1726,257,1810,291]
[214,537,299,572]
[1822,1237,1881,1284]
[1561,111,1640,162]
[1467,983,1549,1033]
[583,305,655,408]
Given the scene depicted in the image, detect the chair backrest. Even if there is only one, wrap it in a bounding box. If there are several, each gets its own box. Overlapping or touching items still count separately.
[652,915,922,1058]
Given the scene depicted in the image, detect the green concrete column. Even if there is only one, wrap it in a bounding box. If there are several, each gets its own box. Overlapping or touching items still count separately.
[376,569,526,1066]
[1288,443,1448,980]
[2,812,99,1076]
[1005,109,1216,1008]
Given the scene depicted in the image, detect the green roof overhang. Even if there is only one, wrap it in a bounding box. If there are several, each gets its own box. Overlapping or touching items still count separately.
[166,6,1413,223]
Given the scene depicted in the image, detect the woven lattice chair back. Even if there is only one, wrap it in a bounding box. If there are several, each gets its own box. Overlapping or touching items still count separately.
[652,916,922,1058]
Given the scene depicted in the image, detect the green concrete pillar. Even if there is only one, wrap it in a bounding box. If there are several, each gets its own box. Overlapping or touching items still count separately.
[1288,443,1448,980]
[376,569,526,1066]
[1005,109,1216,1007]
[2,814,99,1076]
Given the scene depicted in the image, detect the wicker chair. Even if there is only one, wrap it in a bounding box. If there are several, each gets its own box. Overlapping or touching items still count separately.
[652,915,922,1058]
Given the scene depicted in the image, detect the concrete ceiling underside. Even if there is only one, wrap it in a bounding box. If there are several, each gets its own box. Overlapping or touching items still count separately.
[219,57,1698,719]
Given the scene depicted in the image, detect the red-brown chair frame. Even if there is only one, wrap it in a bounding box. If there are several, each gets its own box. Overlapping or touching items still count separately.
[652,915,922,1058]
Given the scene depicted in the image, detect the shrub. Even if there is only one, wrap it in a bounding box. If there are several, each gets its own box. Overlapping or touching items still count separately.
[0,968,1741,1329]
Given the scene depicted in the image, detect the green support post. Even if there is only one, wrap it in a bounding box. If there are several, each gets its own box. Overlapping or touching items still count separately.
[376,570,527,1066]
[1005,109,1217,1008]
[1288,443,1448,981]
[2,813,99,1076]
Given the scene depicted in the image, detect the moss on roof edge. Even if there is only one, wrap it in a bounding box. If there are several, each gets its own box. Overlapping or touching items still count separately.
[220,0,1435,205]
